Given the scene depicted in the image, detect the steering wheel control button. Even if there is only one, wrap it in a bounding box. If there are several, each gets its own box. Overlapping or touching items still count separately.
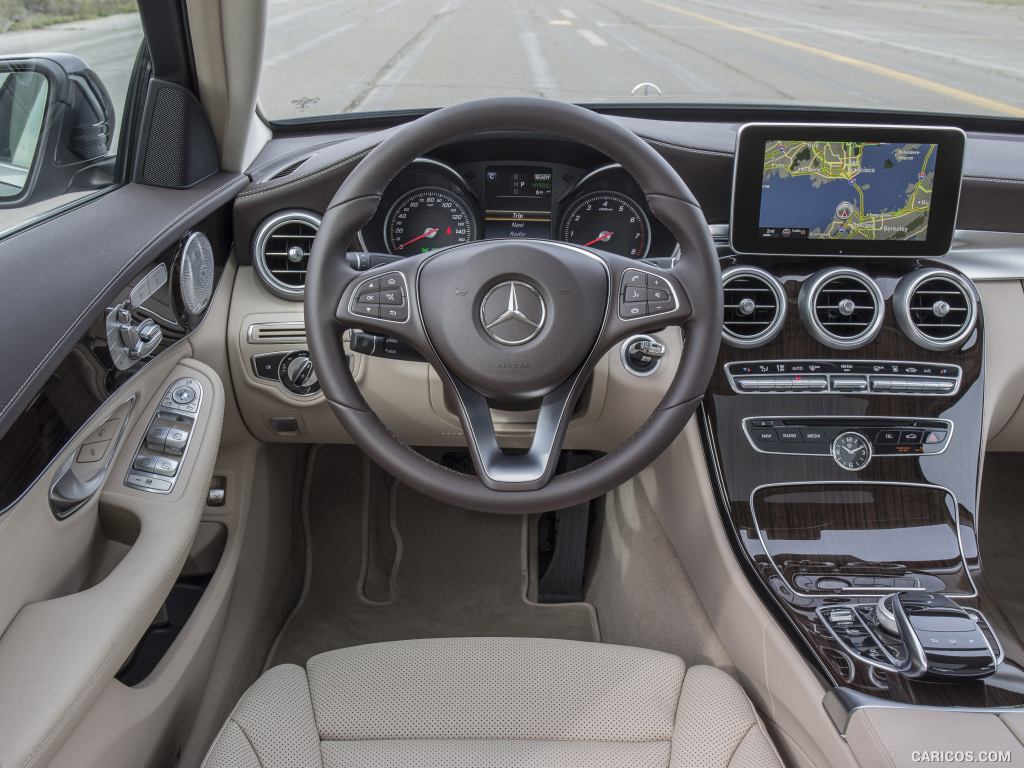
[619,268,676,320]
[624,286,647,302]
[350,272,408,323]
[353,303,381,318]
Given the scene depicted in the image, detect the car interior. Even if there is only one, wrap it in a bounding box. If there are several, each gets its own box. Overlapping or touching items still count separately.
[1,1,1024,766]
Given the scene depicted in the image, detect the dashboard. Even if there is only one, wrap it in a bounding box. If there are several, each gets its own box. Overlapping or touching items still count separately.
[355,157,678,260]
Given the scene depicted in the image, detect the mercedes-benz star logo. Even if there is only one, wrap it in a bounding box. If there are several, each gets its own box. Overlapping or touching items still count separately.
[479,280,546,345]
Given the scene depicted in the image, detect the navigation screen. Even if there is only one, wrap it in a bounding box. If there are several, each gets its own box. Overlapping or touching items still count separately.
[483,166,553,239]
[758,140,937,242]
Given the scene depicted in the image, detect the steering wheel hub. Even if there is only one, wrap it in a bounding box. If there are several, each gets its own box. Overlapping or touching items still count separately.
[417,239,608,402]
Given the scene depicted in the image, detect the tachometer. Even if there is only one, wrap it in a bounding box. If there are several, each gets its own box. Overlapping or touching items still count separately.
[385,187,477,255]
[559,191,650,258]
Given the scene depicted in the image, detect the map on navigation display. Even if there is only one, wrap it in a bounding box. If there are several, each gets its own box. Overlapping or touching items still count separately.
[758,140,937,241]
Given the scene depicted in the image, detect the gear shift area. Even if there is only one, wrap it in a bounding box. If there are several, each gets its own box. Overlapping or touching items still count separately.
[819,592,1001,682]
[873,592,998,681]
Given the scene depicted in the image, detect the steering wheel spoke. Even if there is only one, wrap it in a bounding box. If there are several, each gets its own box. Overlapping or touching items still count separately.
[446,370,589,491]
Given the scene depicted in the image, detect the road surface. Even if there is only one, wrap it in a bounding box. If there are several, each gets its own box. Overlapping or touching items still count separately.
[0,0,1021,231]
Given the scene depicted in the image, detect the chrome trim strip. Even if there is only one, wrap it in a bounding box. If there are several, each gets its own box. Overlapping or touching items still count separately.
[246,321,307,344]
[748,480,978,600]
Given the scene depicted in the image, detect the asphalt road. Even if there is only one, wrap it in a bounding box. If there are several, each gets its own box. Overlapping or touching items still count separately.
[0,0,1021,232]
[260,0,1024,119]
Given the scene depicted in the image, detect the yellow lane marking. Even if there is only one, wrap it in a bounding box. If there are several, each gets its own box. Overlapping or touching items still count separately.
[639,0,1024,118]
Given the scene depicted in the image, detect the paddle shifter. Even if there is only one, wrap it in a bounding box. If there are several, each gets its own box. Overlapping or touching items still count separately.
[873,592,998,681]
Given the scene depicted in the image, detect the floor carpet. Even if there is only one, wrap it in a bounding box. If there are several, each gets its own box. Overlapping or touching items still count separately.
[269,445,599,667]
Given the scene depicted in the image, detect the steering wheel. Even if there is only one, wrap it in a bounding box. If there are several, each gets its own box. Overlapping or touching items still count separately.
[306,97,722,514]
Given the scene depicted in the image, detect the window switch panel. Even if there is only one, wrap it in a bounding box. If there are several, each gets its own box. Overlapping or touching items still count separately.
[125,377,203,494]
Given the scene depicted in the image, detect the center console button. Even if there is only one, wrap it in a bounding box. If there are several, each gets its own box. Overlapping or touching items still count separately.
[752,429,777,444]
[875,429,901,445]
[925,430,948,445]
[832,375,868,392]
[900,430,924,445]
[801,428,829,443]
[777,428,802,442]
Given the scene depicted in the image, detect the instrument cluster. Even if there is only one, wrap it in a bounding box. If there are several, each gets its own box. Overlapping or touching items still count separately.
[357,158,677,259]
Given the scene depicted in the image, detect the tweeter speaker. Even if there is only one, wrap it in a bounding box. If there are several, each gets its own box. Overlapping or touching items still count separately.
[176,231,214,316]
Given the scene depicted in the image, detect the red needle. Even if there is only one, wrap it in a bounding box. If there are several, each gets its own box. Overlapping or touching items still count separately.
[397,227,439,250]
[583,231,614,247]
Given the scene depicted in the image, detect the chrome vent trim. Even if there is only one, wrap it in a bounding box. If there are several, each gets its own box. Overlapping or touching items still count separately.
[252,210,320,300]
[799,268,884,350]
[721,266,787,348]
[247,322,307,344]
[895,269,978,351]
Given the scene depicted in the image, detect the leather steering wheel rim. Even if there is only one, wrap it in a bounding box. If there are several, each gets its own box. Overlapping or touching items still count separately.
[305,97,722,514]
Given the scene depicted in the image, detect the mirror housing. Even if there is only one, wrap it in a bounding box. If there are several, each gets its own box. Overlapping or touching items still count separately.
[0,54,116,209]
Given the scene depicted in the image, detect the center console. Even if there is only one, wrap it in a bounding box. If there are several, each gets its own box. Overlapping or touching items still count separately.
[703,253,1024,708]
[704,122,1024,711]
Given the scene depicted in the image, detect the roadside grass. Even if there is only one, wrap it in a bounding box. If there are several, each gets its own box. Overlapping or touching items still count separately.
[0,0,135,33]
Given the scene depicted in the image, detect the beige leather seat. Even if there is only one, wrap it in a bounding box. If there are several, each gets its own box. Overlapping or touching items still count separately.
[202,637,784,768]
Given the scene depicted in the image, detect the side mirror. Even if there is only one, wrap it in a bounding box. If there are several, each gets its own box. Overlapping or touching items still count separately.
[0,54,116,209]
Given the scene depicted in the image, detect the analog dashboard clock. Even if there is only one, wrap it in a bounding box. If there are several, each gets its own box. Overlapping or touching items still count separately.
[831,431,872,471]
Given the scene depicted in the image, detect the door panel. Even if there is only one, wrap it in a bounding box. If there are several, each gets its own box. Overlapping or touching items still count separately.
[0,355,224,768]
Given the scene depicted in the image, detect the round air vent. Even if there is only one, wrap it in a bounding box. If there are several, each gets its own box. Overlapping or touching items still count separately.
[253,210,321,300]
[894,269,978,351]
[799,268,884,350]
[721,266,787,348]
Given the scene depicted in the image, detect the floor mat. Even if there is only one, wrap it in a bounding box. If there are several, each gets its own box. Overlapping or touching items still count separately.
[269,445,599,667]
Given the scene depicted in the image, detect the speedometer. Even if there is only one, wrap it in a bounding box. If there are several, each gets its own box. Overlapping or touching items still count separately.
[385,187,478,255]
[559,191,651,258]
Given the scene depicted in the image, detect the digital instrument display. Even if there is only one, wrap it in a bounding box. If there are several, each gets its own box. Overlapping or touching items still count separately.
[483,166,553,240]
[731,124,964,257]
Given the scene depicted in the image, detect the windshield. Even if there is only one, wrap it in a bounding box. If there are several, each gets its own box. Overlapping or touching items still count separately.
[260,0,1024,121]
